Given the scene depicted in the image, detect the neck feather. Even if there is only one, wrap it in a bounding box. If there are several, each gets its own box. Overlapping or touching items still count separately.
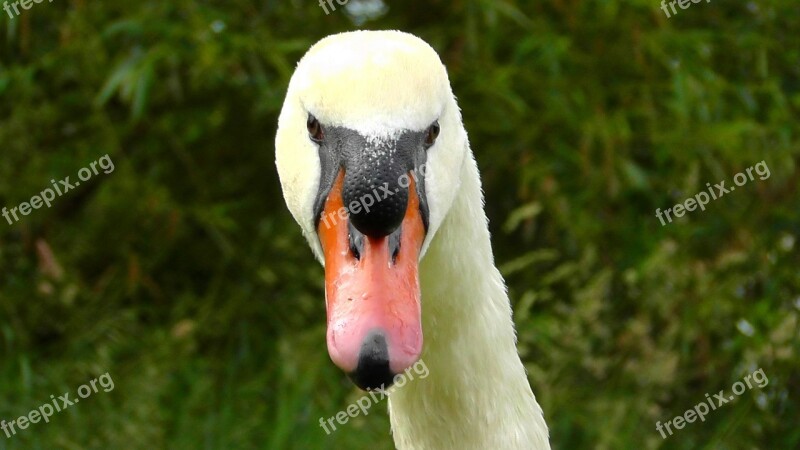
[387,154,550,450]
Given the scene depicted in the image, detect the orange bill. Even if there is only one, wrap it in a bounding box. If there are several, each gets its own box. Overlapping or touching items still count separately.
[318,171,425,390]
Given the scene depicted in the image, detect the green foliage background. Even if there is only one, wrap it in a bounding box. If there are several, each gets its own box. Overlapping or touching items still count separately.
[0,0,798,449]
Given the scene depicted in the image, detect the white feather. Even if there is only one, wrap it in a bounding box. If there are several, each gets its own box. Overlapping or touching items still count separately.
[275,30,550,450]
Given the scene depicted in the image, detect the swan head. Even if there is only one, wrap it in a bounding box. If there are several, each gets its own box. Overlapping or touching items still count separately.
[275,30,468,390]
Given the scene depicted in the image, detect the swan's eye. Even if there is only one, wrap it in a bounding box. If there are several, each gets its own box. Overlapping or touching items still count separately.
[307,114,324,142]
[424,121,440,147]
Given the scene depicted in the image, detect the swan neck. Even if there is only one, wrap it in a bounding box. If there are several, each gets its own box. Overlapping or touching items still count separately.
[387,155,550,450]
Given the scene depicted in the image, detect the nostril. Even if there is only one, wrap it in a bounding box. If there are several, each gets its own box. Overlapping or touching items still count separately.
[348,330,396,391]
[348,221,364,260]
[389,226,402,263]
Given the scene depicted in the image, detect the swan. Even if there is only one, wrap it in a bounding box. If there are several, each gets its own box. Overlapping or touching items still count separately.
[275,30,550,450]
